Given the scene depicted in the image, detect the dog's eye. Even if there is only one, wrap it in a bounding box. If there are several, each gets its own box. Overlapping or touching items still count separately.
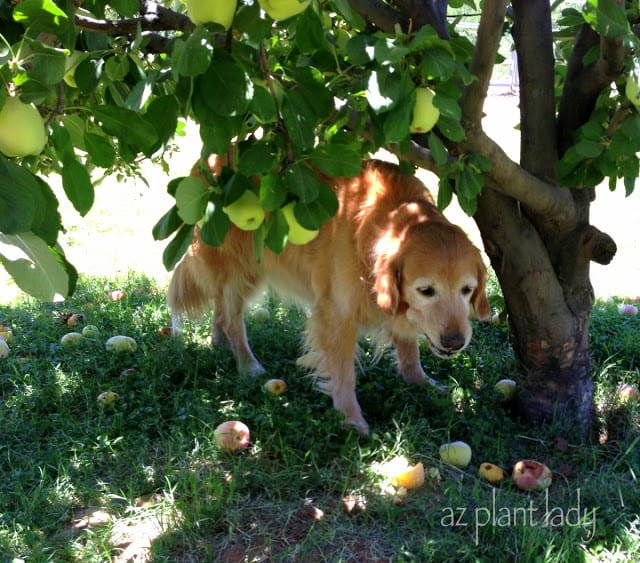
[418,286,435,297]
[461,285,474,296]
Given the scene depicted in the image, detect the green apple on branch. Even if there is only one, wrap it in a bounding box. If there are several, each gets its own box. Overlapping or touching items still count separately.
[258,0,310,20]
[409,87,440,134]
[281,201,319,245]
[0,96,47,158]
[223,190,266,231]
[186,0,237,29]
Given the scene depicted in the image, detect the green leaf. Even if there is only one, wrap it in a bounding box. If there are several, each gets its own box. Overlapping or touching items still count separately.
[144,95,179,151]
[418,46,456,80]
[84,133,116,168]
[281,93,317,152]
[583,0,630,39]
[383,101,413,144]
[222,173,254,206]
[249,86,278,124]
[437,176,453,211]
[374,38,410,65]
[198,114,243,156]
[455,165,484,216]
[61,156,94,216]
[0,232,72,301]
[292,187,339,230]
[175,176,210,224]
[0,156,37,234]
[163,224,195,271]
[264,210,289,254]
[28,42,66,84]
[296,9,329,54]
[437,115,466,142]
[30,176,62,246]
[310,144,362,177]
[289,67,334,120]
[105,54,130,82]
[174,29,214,77]
[109,0,139,17]
[12,0,69,35]
[574,139,603,159]
[91,105,159,157]
[428,134,449,166]
[75,58,103,95]
[199,202,231,247]
[366,68,406,114]
[283,162,325,203]
[153,206,183,241]
[238,141,279,177]
[259,173,287,211]
[194,53,252,117]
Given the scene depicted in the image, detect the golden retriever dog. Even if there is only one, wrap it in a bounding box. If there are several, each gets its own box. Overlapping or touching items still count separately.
[168,157,490,434]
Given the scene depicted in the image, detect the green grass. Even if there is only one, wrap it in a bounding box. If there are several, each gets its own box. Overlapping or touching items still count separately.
[0,273,639,562]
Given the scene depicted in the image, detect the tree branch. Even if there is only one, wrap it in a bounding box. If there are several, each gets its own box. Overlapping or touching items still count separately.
[75,2,194,36]
[462,0,508,128]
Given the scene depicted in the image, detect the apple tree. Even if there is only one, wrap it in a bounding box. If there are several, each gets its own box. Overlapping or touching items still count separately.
[1,0,638,438]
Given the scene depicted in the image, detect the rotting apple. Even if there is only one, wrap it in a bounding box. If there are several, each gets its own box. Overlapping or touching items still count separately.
[214,420,251,451]
[439,441,472,468]
[410,87,440,134]
[281,201,319,245]
[223,190,266,231]
[617,383,639,404]
[186,0,237,29]
[390,462,425,490]
[258,0,310,20]
[264,378,287,395]
[512,460,552,492]
[105,335,137,352]
[478,462,506,484]
[494,378,517,401]
[0,96,47,157]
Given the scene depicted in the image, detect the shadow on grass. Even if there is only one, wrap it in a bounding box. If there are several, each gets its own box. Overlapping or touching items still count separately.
[0,275,638,561]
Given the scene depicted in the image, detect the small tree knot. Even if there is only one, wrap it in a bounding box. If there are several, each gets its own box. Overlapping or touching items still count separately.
[582,225,617,265]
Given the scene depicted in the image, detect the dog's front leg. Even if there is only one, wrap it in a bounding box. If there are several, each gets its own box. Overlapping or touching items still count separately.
[306,304,369,435]
[393,335,447,391]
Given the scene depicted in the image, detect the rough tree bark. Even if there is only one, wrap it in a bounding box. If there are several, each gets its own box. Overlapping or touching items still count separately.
[352,0,620,439]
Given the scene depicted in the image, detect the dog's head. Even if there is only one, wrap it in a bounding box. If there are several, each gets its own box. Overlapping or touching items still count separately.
[374,215,490,359]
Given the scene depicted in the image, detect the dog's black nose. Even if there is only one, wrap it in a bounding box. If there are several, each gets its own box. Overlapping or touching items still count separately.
[441,333,466,351]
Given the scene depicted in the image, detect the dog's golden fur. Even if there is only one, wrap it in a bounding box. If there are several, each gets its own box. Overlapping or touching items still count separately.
[168,157,490,434]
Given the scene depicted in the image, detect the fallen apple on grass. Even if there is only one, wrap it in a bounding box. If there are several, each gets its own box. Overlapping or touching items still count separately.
[390,462,425,490]
[97,391,118,405]
[264,378,287,395]
[478,462,506,484]
[618,304,638,316]
[251,307,271,321]
[494,378,517,401]
[186,0,237,28]
[82,325,100,338]
[0,325,14,343]
[0,96,47,157]
[223,190,266,231]
[60,332,84,346]
[214,421,251,452]
[0,338,9,359]
[258,0,310,20]
[512,460,552,492]
[439,441,472,468]
[105,335,137,352]
[617,383,639,404]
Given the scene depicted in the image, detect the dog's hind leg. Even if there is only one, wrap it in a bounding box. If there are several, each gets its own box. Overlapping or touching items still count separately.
[306,301,369,435]
[213,281,266,378]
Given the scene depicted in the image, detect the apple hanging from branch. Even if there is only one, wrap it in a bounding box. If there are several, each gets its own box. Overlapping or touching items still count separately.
[281,201,319,245]
[222,190,266,231]
[186,0,237,29]
[0,96,47,158]
[258,0,311,20]
[409,87,440,134]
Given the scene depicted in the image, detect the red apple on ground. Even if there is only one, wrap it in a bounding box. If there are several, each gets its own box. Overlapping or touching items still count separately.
[264,378,287,395]
[617,383,639,404]
[512,460,552,491]
[214,420,251,451]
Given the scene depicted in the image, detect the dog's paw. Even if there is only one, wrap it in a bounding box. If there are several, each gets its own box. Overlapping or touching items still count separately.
[237,359,266,378]
[425,376,448,394]
[343,416,370,436]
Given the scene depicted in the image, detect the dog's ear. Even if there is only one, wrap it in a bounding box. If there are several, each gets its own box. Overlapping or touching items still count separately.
[374,257,401,314]
[472,261,491,321]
